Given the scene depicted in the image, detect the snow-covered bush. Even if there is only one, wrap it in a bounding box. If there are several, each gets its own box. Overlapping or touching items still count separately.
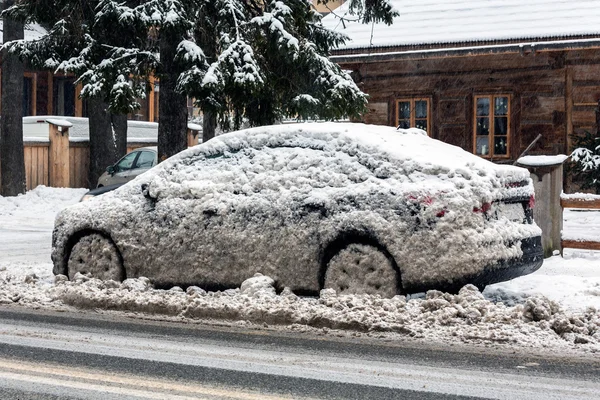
[569,131,600,194]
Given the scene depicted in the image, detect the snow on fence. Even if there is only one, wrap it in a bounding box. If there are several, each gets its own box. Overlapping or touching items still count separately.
[560,193,600,252]
[19,118,201,190]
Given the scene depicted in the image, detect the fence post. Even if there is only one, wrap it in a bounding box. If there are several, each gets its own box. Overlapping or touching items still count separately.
[517,155,568,258]
[187,123,202,147]
[47,118,73,188]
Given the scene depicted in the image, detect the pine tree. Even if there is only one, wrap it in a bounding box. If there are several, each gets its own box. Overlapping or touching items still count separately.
[6,0,397,163]
[2,0,144,187]
[0,0,26,196]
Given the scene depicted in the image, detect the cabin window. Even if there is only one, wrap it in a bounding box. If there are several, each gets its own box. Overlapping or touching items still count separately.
[53,77,76,116]
[474,95,510,158]
[396,98,430,134]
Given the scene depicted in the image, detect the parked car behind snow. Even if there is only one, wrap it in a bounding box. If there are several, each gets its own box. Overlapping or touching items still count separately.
[96,146,157,188]
[52,123,543,296]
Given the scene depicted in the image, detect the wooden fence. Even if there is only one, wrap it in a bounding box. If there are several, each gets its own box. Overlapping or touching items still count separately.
[21,120,200,190]
[560,196,600,251]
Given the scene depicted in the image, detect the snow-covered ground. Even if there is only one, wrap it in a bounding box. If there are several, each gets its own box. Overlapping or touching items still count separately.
[0,186,599,354]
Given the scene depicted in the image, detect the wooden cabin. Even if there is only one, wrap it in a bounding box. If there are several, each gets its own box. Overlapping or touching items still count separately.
[322,0,600,163]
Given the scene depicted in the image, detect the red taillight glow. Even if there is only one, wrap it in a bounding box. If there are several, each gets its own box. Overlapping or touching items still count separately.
[473,202,492,213]
[528,195,535,209]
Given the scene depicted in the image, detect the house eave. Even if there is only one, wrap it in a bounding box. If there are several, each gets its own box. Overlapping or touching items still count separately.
[330,38,600,64]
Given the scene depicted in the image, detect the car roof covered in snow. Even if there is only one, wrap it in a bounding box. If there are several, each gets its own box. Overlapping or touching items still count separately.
[158,122,529,181]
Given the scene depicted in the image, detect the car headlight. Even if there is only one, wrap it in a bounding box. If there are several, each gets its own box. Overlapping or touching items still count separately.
[80,194,95,202]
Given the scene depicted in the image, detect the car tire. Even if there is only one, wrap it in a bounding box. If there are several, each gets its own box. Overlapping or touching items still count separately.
[67,233,124,281]
[324,243,398,297]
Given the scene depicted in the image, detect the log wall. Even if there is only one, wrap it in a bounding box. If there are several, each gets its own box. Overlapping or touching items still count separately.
[343,48,600,162]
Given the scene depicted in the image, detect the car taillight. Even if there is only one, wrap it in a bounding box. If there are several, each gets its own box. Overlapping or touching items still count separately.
[473,202,491,213]
[528,194,535,209]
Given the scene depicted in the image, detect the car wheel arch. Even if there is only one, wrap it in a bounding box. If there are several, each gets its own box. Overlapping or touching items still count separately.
[62,229,126,280]
[318,229,403,295]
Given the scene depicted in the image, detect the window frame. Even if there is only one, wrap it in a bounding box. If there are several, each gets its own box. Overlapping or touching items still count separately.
[473,94,511,159]
[395,98,431,135]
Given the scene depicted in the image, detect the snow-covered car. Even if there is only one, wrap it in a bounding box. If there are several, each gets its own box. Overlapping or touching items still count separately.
[52,123,543,296]
[96,147,157,188]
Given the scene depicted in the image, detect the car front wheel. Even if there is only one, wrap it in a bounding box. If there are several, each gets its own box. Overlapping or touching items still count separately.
[324,243,398,297]
[67,233,124,281]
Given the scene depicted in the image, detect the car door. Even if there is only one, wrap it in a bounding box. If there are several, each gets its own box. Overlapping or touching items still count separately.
[128,150,157,180]
[109,151,140,185]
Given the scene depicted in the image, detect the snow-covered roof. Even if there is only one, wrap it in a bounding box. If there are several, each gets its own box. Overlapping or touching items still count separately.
[0,21,47,44]
[321,0,600,51]
[23,116,158,142]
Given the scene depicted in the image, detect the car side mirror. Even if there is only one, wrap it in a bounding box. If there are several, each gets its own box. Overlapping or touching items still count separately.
[106,165,115,175]
[141,183,156,200]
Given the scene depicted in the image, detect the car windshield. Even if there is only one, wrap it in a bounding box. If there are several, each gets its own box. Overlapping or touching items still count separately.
[134,151,155,169]
[115,152,138,172]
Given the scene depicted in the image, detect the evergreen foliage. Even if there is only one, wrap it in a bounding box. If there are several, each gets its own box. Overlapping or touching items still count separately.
[570,130,600,194]
[4,0,397,131]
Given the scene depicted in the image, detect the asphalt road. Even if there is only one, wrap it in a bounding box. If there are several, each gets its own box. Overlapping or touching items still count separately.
[0,307,598,400]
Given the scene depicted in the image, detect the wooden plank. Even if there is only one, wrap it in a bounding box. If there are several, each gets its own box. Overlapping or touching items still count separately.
[561,240,600,251]
[47,72,53,114]
[148,76,155,122]
[75,146,86,188]
[23,146,32,190]
[363,102,388,125]
[48,124,70,187]
[572,108,596,126]
[570,64,600,81]
[520,95,564,121]
[32,73,37,115]
[43,146,49,186]
[38,146,47,186]
[571,84,600,105]
[69,147,76,188]
[75,83,83,117]
[561,198,600,209]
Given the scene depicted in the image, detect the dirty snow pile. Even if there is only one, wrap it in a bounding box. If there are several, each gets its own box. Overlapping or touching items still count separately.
[53,123,539,294]
[1,271,598,353]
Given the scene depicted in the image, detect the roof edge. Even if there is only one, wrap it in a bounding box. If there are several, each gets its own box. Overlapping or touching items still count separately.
[330,38,600,63]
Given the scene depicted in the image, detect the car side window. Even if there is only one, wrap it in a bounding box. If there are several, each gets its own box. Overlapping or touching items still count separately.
[115,152,138,172]
[134,151,156,169]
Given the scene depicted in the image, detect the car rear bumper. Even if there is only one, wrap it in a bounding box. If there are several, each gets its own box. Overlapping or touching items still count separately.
[404,236,544,294]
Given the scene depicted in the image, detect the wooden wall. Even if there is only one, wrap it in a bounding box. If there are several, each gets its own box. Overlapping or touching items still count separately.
[69,143,90,189]
[344,48,600,161]
[24,142,49,190]
[21,140,156,190]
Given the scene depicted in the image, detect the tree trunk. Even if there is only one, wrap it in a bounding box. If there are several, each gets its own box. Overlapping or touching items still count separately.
[157,32,187,163]
[87,98,120,188]
[111,113,128,157]
[0,1,26,196]
[202,111,216,142]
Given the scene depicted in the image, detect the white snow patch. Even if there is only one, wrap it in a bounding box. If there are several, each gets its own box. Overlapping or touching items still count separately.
[517,154,569,166]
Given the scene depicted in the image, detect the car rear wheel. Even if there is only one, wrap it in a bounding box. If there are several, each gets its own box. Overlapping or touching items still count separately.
[67,233,124,281]
[324,243,398,297]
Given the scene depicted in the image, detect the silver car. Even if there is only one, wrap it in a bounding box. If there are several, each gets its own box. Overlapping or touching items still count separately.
[96,147,157,187]
[53,123,543,296]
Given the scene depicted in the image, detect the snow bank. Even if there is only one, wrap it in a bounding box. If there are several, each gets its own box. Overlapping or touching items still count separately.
[0,186,598,355]
[0,186,87,224]
[1,272,596,353]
